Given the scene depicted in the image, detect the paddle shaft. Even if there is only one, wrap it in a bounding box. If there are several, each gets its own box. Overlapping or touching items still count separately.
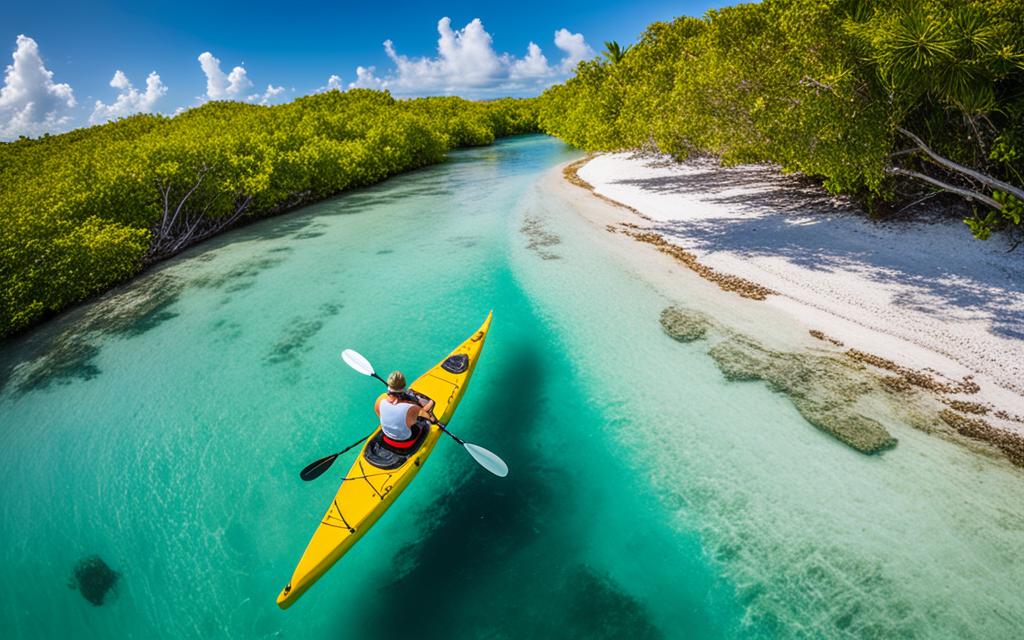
[432,420,464,445]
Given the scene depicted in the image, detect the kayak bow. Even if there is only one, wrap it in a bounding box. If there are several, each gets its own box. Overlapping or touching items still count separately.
[277,311,493,609]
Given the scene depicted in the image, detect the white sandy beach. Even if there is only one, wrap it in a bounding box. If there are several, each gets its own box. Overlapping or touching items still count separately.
[571,153,1024,434]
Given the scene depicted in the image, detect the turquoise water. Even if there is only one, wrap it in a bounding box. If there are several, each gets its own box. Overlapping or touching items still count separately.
[1,135,1022,638]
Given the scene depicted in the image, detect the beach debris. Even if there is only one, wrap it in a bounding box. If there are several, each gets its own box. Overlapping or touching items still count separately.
[708,335,897,453]
[939,410,1024,468]
[942,399,990,415]
[845,349,980,395]
[563,158,652,221]
[566,156,775,299]
[68,555,120,606]
[993,409,1024,425]
[809,329,844,347]
[660,306,711,342]
[618,226,776,301]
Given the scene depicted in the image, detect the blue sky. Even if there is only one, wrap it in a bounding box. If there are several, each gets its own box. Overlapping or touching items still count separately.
[1,0,730,139]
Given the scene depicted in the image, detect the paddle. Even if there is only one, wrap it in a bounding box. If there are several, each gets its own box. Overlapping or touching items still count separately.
[299,434,371,481]
[340,348,509,478]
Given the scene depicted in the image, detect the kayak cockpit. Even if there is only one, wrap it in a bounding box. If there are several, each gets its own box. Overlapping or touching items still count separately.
[363,424,430,469]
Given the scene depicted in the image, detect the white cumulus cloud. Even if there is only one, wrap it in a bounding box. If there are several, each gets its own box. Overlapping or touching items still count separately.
[383,18,502,91]
[249,83,286,105]
[349,66,385,90]
[198,51,253,100]
[314,74,344,93]
[90,70,167,124]
[509,42,551,80]
[554,28,595,72]
[353,18,594,97]
[0,35,76,140]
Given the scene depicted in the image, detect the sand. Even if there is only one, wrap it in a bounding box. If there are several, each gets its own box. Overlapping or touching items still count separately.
[568,153,1024,439]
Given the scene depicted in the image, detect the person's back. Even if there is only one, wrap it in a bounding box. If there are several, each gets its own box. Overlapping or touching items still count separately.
[374,371,435,447]
[378,393,416,441]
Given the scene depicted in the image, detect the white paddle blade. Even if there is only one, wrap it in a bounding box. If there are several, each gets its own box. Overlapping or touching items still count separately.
[464,443,509,477]
[341,349,375,376]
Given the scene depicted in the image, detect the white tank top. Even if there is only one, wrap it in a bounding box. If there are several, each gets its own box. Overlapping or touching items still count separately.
[379,399,415,440]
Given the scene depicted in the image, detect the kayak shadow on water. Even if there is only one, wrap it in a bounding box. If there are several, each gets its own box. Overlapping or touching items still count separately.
[346,337,661,639]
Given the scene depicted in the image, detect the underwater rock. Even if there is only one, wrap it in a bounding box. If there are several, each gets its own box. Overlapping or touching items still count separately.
[659,306,711,342]
[792,398,897,454]
[69,555,120,606]
[708,335,897,454]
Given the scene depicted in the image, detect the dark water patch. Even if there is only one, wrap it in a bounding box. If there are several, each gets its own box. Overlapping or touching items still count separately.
[191,252,219,263]
[103,275,185,338]
[223,279,257,294]
[16,341,102,392]
[331,183,455,212]
[449,235,480,249]
[211,319,243,343]
[116,293,182,338]
[293,231,326,239]
[265,318,326,366]
[68,555,119,606]
[268,246,293,254]
[375,248,394,255]
[349,342,569,638]
[122,310,179,336]
[4,274,185,395]
[193,255,285,291]
[318,302,343,317]
[564,566,662,640]
[521,217,562,260]
[227,215,319,243]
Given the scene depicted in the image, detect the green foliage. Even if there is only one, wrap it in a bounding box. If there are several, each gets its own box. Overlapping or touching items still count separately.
[0,91,538,337]
[967,190,1024,239]
[603,41,631,64]
[538,0,1024,234]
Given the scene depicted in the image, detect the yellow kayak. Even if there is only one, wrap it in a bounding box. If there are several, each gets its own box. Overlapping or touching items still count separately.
[277,311,493,609]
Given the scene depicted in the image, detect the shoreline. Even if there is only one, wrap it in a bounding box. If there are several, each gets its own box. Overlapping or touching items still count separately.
[553,153,1024,468]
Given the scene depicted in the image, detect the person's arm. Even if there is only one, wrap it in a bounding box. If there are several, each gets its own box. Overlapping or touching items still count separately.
[419,397,436,419]
[406,390,436,419]
[374,395,383,417]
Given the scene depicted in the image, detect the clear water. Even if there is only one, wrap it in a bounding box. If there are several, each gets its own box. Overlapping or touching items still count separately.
[0,135,1022,639]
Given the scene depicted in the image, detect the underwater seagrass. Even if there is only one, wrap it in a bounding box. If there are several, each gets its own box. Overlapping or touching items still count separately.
[69,555,120,606]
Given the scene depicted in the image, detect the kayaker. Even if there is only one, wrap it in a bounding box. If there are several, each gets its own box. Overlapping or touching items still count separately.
[374,371,435,448]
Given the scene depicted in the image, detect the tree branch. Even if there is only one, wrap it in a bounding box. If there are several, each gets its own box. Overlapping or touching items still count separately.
[886,166,1002,210]
[896,127,1024,202]
[164,164,211,240]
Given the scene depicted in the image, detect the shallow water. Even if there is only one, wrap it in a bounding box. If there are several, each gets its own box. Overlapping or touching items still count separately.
[0,135,1022,638]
